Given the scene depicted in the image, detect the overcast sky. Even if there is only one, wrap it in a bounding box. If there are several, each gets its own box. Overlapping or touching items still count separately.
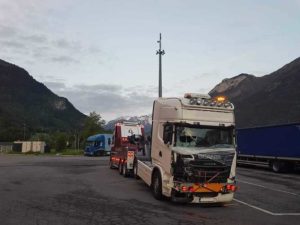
[1,0,300,121]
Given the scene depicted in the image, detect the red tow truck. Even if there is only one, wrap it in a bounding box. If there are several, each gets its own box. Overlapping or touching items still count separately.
[109,121,147,176]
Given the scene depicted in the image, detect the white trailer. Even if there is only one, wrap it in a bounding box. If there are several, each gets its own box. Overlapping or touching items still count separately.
[134,93,237,204]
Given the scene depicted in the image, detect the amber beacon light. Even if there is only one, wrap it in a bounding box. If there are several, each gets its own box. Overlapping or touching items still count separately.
[216,96,226,102]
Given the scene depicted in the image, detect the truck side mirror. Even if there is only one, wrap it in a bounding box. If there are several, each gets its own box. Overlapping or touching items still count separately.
[163,123,173,145]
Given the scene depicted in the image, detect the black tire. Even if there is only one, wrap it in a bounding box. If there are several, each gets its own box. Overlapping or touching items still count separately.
[123,163,129,177]
[152,170,163,200]
[271,161,286,173]
[119,161,123,175]
[133,161,140,179]
[109,158,114,169]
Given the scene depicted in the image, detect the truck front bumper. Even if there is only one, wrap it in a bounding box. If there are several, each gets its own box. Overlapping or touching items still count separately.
[191,192,234,203]
[170,183,235,204]
[171,191,234,204]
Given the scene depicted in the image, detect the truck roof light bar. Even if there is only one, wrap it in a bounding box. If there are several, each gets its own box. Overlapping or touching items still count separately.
[184,93,211,99]
[120,121,142,126]
[185,93,234,109]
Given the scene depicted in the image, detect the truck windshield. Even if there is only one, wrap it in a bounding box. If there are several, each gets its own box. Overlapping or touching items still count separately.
[86,141,95,147]
[175,125,234,148]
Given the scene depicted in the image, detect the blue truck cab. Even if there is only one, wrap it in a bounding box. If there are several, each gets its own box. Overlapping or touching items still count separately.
[84,134,112,156]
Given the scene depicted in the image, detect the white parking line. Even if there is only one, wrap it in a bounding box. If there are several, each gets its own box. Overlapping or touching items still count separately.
[233,198,300,216]
[237,179,300,197]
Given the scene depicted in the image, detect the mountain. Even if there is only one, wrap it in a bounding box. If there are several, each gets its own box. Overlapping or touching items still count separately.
[209,57,300,128]
[0,59,86,141]
[104,115,152,134]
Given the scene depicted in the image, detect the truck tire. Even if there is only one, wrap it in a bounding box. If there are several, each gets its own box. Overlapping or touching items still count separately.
[123,163,130,177]
[271,161,286,173]
[109,159,114,169]
[152,170,163,200]
[119,161,123,175]
[133,161,140,179]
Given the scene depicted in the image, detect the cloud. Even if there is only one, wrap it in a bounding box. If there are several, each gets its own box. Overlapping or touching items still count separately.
[0,26,16,38]
[22,34,47,44]
[43,81,66,91]
[0,31,104,65]
[88,45,101,54]
[0,1,107,70]
[74,84,122,93]
[43,81,156,120]
[50,55,79,64]
[0,23,102,66]
[53,39,82,51]
[123,85,158,96]
[0,40,26,49]
[32,46,51,59]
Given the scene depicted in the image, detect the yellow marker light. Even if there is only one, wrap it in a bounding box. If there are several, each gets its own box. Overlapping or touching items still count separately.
[216,96,226,102]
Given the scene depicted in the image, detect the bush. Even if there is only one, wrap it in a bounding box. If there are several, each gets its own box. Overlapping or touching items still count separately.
[55,133,67,152]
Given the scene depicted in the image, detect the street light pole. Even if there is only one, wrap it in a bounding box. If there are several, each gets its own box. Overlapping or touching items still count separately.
[23,123,26,140]
[156,33,165,98]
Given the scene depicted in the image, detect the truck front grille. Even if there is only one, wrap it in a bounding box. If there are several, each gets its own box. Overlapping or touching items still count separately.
[174,159,231,183]
[189,166,231,183]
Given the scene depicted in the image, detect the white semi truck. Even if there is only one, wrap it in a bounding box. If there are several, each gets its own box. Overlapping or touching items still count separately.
[134,93,237,204]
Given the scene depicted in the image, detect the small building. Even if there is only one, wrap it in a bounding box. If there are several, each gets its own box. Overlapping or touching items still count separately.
[13,141,46,153]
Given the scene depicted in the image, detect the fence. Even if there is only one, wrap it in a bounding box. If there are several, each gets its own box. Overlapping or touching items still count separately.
[0,143,13,153]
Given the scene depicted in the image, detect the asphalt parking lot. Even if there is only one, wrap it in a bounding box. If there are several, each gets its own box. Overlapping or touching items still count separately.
[0,155,299,225]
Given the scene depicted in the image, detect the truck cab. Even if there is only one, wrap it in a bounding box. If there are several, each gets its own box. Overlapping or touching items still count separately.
[136,94,237,204]
[84,134,112,156]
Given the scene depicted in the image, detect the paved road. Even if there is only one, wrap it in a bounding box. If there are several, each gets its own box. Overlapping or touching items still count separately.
[0,155,299,225]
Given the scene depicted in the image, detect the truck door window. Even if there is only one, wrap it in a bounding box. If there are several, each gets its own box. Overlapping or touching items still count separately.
[163,123,173,144]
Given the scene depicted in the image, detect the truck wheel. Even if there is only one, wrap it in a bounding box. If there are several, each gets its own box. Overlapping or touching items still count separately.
[271,161,285,173]
[118,162,123,175]
[133,161,140,179]
[123,163,130,177]
[109,159,114,169]
[152,171,163,200]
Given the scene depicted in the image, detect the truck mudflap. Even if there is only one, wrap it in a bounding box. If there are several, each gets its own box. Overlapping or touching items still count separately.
[127,151,135,169]
[171,183,237,203]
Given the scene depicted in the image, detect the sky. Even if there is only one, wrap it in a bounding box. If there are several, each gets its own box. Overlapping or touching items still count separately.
[0,0,300,121]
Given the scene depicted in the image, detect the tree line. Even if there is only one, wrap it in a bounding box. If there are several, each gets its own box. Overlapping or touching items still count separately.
[0,111,111,152]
